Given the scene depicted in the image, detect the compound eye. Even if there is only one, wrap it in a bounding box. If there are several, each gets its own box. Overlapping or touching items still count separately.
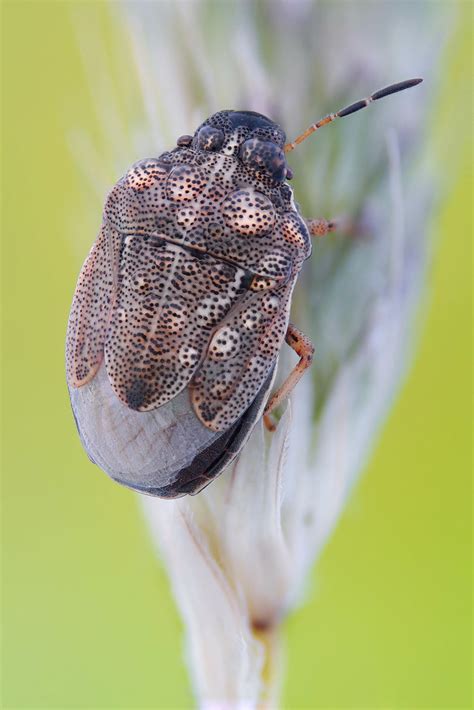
[176,134,192,147]
[239,138,287,183]
[196,125,225,151]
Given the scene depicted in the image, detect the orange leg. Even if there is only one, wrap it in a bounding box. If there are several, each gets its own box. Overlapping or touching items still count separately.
[263,323,315,432]
[306,217,337,237]
[307,215,368,240]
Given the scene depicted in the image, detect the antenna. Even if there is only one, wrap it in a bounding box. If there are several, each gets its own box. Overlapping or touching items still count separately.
[284,78,423,153]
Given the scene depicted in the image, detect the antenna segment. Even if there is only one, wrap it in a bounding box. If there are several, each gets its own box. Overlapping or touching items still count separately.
[284,78,423,153]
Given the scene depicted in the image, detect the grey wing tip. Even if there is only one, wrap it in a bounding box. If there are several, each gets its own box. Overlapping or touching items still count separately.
[118,368,275,499]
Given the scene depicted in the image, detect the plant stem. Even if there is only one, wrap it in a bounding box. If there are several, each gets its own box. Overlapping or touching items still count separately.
[255,626,284,709]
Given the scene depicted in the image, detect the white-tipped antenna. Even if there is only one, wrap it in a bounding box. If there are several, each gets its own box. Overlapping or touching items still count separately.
[284,78,423,153]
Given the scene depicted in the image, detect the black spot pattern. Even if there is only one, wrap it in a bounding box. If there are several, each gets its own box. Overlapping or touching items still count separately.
[66,223,121,387]
[104,238,246,411]
[66,109,312,431]
[191,289,290,431]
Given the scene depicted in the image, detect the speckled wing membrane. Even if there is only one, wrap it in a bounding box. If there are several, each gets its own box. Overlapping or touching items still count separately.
[66,223,121,387]
[191,288,290,431]
[104,236,247,413]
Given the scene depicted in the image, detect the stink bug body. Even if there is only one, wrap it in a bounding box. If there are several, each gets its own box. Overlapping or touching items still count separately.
[66,79,422,498]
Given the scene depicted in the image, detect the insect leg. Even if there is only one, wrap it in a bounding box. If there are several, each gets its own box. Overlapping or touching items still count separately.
[307,215,367,239]
[306,217,337,238]
[263,323,315,432]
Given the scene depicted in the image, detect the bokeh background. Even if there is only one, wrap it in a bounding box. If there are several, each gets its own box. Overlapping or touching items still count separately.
[2,1,471,708]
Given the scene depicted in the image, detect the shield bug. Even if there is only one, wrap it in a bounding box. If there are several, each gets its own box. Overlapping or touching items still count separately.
[66,78,422,498]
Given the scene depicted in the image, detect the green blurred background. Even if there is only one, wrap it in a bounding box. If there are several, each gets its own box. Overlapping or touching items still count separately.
[2,1,471,708]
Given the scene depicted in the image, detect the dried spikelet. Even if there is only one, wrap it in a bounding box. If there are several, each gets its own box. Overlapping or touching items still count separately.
[71,1,454,706]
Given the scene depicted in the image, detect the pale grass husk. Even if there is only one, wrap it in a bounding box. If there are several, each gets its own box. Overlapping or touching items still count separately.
[71,1,453,706]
